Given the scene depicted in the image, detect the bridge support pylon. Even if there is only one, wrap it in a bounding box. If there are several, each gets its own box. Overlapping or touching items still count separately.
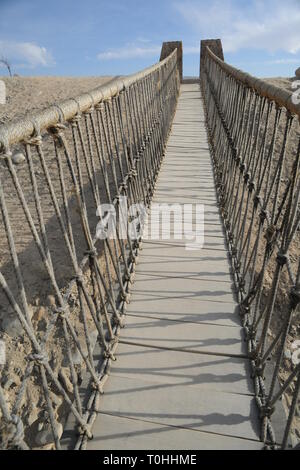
[160,41,183,83]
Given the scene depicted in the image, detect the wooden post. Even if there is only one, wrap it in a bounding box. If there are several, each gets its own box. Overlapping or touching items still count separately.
[200,39,224,76]
[160,41,183,83]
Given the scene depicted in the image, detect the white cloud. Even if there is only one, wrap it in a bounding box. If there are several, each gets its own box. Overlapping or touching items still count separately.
[0,40,54,68]
[184,45,201,55]
[97,41,201,61]
[267,58,300,65]
[98,43,161,61]
[174,0,300,54]
[136,37,152,44]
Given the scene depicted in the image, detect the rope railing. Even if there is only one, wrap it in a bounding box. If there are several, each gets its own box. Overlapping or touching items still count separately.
[0,48,179,449]
[201,41,300,449]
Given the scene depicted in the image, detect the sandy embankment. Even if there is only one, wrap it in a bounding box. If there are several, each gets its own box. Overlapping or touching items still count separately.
[0,76,116,123]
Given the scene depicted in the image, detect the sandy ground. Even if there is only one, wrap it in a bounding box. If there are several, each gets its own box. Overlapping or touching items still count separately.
[223,76,300,444]
[0,76,116,124]
[267,82,300,445]
[263,77,296,90]
[0,75,119,316]
[0,75,126,449]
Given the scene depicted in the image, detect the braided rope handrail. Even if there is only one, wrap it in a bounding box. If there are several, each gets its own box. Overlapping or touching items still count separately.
[0,47,180,449]
[0,49,177,149]
[201,40,300,449]
[205,46,300,118]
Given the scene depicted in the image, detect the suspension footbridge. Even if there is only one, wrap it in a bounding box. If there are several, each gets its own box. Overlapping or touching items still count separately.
[0,40,299,451]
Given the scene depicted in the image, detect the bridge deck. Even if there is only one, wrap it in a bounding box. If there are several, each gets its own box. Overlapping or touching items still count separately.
[88,84,261,450]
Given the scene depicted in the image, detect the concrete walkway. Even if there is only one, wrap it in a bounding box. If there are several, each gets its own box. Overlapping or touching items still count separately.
[87,83,261,450]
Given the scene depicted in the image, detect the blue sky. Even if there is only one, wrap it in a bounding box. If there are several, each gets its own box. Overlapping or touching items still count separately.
[0,0,300,78]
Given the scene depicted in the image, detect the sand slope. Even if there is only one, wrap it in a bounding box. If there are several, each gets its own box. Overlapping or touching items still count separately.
[0,76,116,124]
